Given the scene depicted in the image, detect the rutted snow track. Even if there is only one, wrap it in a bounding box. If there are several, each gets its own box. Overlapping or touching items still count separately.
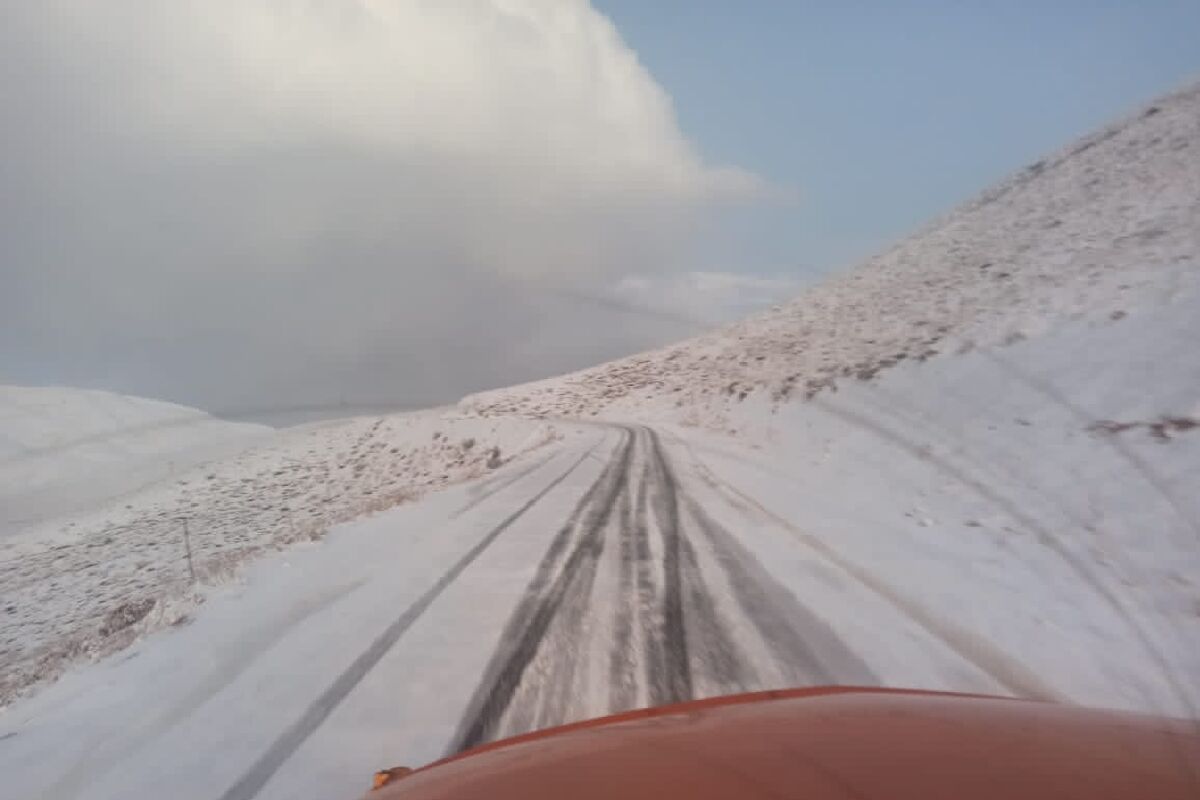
[450,424,874,752]
[1,422,899,800]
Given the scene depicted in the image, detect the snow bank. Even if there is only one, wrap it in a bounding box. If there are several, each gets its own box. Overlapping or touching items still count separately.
[0,407,568,706]
[0,385,269,537]
[672,285,1199,715]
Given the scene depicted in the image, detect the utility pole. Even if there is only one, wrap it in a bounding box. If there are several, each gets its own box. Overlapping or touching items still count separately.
[181,517,196,584]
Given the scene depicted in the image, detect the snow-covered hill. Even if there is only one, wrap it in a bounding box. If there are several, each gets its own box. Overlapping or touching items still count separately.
[0,386,270,537]
[463,82,1200,423]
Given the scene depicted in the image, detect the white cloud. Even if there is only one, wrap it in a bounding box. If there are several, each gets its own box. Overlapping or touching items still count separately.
[1,1,766,415]
[48,1,760,203]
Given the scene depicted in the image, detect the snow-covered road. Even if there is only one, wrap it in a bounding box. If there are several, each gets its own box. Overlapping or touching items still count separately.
[448,423,876,757]
[5,329,1197,800]
[0,420,996,800]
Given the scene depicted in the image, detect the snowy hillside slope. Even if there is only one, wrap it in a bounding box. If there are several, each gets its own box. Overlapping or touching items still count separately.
[0,386,269,537]
[463,82,1200,422]
[0,406,569,705]
[666,287,1199,716]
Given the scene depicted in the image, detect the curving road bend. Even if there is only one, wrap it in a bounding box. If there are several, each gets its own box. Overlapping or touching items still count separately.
[3,421,963,800]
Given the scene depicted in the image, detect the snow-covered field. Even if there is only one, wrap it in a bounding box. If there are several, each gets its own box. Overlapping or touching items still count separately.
[1,82,1198,800]
[0,386,269,538]
[1,405,566,705]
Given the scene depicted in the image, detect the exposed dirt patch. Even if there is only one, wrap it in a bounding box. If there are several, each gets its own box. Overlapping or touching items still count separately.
[99,599,156,637]
[1087,415,1199,442]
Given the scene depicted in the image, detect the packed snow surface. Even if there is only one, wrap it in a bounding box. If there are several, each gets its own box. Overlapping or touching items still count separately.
[2,82,1198,800]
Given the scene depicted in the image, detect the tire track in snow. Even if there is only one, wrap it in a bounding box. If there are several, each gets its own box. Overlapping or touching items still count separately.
[812,395,1175,703]
[685,497,876,685]
[677,531,750,692]
[453,422,879,755]
[530,432,639,728]
[451,450,560,519]
[218,439,598,800]
[985,353,1199,718]
[450,427,635,752]
[48,577,367,800]
[675,434,1061,702]
[630,456,671,706]
[607,464,639,711]
[652,428,869,692]
[645,428,693,703]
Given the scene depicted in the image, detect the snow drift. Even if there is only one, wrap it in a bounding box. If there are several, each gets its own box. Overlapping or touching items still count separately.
[0,385,268,537]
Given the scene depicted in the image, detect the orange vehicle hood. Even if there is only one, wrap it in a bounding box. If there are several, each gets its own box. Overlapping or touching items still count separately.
[370,687,1199,799]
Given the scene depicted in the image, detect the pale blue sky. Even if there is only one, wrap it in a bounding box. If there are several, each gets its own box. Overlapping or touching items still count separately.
[595,0,1200,276]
